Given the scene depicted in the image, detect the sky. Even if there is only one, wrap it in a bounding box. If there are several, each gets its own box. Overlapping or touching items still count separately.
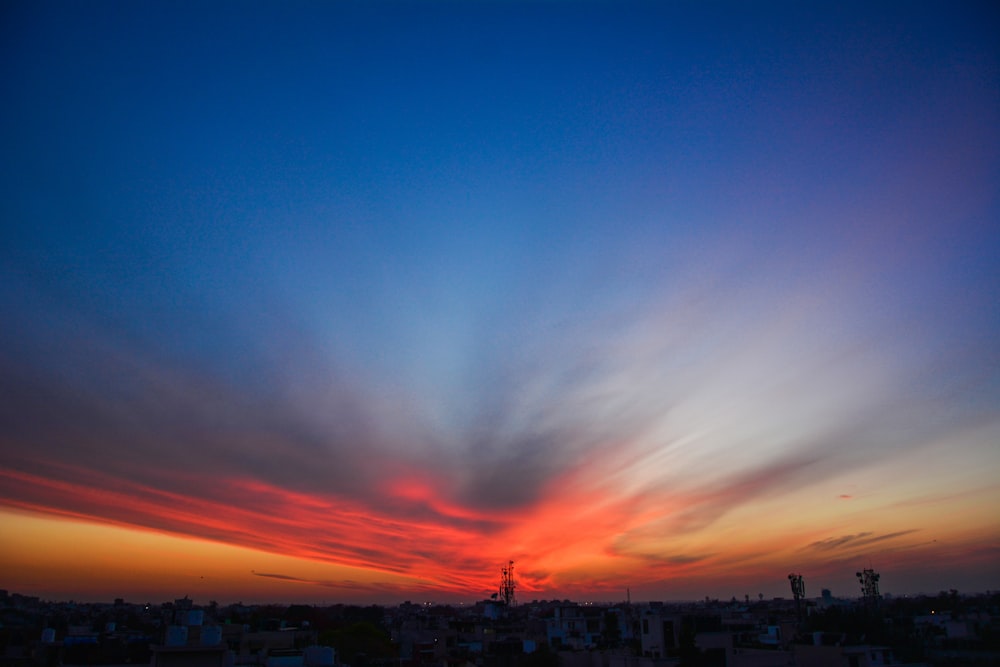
[1,1,998,605]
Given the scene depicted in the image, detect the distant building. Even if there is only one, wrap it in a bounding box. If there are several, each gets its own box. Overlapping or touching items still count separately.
[639,609,680,658]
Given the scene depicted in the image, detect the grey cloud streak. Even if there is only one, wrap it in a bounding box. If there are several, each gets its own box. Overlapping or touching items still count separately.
[250,571,449,597]
[806,530,921,553]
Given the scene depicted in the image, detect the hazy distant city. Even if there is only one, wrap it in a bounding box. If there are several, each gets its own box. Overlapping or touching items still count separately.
[2,564,999,667]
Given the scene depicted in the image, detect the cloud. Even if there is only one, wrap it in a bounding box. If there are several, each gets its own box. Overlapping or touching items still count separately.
[808,533,874,551]
[252,572,308,583]
[0,280,976,599]
[806,530,920,553]
[619,551,715,567]
[0,179,997,601]
[249,571,450,597]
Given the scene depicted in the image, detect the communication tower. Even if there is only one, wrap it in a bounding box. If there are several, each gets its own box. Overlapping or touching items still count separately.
[498,560,516,607]
[788,573,805,622]
[856,568,881,610]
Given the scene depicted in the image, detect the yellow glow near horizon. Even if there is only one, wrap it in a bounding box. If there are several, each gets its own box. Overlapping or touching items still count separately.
[0,509,429,603]
[2,422,997,604]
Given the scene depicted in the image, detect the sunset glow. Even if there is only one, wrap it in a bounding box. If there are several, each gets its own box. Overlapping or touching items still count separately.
[1,2,998,604]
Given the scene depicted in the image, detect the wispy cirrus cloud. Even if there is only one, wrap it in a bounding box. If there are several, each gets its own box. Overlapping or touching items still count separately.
[1,130,998,601]
[249,571,443,597]
[0,265,996,600]
[806,530,921,553]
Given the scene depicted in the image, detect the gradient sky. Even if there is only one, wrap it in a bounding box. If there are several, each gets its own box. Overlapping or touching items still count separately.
[1,1,998,605]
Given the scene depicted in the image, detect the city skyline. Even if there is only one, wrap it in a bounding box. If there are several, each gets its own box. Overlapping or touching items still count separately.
[1,2,998,605]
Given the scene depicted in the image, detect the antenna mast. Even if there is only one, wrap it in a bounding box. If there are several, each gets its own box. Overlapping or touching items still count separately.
[856,567,881,612]
[499,560,516,607]
[788,573,805,623]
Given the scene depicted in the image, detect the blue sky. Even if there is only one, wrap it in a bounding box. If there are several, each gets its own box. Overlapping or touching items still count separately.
[1,1,998,601]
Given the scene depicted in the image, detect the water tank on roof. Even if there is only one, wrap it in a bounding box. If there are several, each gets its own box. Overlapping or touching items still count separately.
[304,645,335,666]
[188,609,204,626]
[41,628,56,644]
[166,625,188,647]
[201,625,222,646]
